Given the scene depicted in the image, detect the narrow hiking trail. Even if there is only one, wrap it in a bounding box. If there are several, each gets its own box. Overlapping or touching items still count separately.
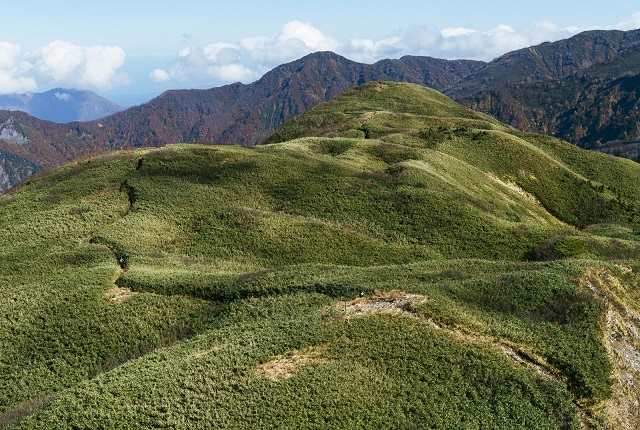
[339,290,558,378]
[89,156,143,300]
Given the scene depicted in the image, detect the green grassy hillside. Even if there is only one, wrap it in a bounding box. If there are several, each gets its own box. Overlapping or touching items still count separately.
[1,82,640,428]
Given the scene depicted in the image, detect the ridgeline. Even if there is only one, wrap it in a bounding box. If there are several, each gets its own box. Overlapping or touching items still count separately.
[1,82,639,428]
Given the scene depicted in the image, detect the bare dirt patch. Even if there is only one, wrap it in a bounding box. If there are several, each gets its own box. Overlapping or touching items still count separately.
[0,394,55,428]
[601,309,640,429]
[104,286,135,303]
[256,344,331,381]
[337,289,428,317]
[486,173,543,206]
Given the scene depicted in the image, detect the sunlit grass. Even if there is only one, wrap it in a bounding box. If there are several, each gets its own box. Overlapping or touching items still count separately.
[2,82,640,427]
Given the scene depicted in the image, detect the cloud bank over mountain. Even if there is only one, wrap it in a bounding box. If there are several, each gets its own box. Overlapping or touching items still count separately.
[0,41,127,95]
[0,41,37,94]
[151,12,640,85]
[0,11,639,96]
[31,41,127,90]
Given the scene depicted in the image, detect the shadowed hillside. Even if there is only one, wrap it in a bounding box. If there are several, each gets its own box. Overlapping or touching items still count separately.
[455,30,640,160]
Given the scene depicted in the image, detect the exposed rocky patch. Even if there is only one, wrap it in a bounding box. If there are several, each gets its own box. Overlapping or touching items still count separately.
[577,267,640,429]
[338,290,557,380]
[339,289,427,317]
[256,344,331,381]
[0,118,28,144]
[104,285,135,303]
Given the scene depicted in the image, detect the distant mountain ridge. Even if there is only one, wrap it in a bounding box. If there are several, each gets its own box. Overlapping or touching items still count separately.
[0,88,123,123]
[3,28,640,193]
[449,30,640,98]
[90,52,482,147]
[453,29,640,157]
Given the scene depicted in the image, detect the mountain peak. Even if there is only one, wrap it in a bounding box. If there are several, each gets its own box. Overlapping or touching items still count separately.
[0,88,122,123]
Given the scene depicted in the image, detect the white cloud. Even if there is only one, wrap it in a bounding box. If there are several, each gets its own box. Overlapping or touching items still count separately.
[613,12,640,30]
[0,43,37,94]
[336,18,601,62]
[344,37,403,63]
[151,21,341,86]
[279,20,338,51]
[0,70,37,94]
[441,27,477,38]
[33,41,83,80]
[438,25,530,60]
[240,20,338,66]
[30,41,127,90]
[522,21,580,46]
[0,40,130,94]
[159,43,256,84]
[232,17,587,70]
[215,63,254,82]
[150,68,171,82]
[54,91,71,101]
[82,45,127,89]
[0,42,21,69]
[149,20,341,86]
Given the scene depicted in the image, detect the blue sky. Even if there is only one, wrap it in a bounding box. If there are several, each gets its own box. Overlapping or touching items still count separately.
[2,1,640,105]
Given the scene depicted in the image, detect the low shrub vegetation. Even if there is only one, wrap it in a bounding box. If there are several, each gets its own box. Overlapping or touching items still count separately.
[1,82,639,427]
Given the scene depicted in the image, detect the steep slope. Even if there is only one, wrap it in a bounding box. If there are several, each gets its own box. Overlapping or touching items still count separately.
[91,52,482,146]
[453,30,640,157]
[458,72,640,158]
[0,111,103,183]
[448,30,640,98]
[268,82,640,226]
[0,88,122,123]
[0,149,39,191]
[1,82,640,428]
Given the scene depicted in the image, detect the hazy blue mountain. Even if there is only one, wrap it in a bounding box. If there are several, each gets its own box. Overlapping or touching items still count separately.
[0,88,123,123]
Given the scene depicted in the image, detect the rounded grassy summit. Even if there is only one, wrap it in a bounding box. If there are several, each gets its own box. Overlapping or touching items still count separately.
[1,82,640,428]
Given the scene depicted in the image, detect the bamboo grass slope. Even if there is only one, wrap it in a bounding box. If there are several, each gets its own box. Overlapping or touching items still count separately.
[1,81,640,428]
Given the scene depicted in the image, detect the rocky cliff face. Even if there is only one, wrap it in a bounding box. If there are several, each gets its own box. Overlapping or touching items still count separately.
[0,149,38,191]
[458,74,640,154]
